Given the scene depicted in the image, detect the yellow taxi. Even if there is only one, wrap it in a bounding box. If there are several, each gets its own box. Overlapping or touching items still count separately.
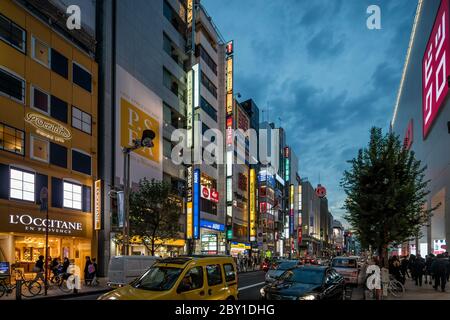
[98,255,238,300]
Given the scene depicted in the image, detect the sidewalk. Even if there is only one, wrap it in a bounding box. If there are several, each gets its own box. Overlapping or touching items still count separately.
[385,277,450,300]
[1,278,111,300]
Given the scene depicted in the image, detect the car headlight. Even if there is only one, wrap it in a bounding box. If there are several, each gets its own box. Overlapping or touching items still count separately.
[260,288,265,297]
[299,294,317,300]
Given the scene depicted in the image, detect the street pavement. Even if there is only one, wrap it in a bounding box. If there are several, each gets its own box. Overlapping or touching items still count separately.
[64,270,266,300]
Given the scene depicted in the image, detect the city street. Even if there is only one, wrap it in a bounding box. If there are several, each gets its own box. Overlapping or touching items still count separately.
[64,271,266,300]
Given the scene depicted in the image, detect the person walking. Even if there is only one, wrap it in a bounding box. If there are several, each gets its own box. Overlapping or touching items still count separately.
[32,255,45,284]
[400,256,409,280]
[90,258,99,286]
[408,254,417,283]
[84,256,93,285]
[431,254,450,292]
[424,254,434,285]
[412,254,425,286]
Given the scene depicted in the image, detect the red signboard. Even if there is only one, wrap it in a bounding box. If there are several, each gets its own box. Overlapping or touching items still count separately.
[315,184,327,198]
[201,185,219,203]
[226,40,234,56]
[404,119,413,150]
[423,0,450,138]
[298,228,302,245]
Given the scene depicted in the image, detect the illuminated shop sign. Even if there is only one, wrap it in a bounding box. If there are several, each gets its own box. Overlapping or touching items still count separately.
[226,151,233,177]
[193,169,200,239]
[192,64,200,109]
[201,185,219,203]
[226,116,233,147]
[226,40,234,56]
[226,177,233,202]
[285,158,290,182]
[422,0,450,138]
[200,220,225,232]
[186,166,193,203]
[94,180,102,230]
[226,55,233,116]
[290,184,294,236]
[298,184,302,210]
[250,169,256,241]
[231,242,251,250]
[25,112,72,143]
[187,69,194,148]
[186,202,193,239]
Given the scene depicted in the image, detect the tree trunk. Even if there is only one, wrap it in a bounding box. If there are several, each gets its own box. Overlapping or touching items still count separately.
[151,239,155,256]
[379,244,388,268]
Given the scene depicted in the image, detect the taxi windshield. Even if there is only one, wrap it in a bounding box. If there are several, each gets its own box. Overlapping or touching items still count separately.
[131,266,182,291]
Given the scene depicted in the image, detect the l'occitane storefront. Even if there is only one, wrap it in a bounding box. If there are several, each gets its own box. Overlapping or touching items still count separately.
[0,204,93,273]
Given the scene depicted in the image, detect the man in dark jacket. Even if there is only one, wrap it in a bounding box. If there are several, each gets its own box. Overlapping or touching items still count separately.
[412,254,425,286]
[431,254,450,292]
[424,254,434,285]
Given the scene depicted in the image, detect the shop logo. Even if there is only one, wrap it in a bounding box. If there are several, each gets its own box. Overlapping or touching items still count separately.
[25,113,72,142]
[9,214,83,234]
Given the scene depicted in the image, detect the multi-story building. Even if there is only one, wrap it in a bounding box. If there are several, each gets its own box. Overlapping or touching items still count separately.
[391,0,450,256]
[332,219,344,255]
[0,0,98,273]
[299,179,321,256]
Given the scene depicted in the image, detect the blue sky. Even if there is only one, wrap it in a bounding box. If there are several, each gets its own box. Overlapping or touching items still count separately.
[202,0,417,226]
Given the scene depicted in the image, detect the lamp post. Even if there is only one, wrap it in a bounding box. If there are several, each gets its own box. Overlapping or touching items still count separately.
[121,130,155,256]
[39,187,48,295]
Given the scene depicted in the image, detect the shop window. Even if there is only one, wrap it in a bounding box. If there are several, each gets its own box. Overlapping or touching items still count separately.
[82,185,91,212]
[178,267,204,292]
[0,123,25,156]
[0,67,25,103]
[0,13,26,53]
[50,96,68,123]
[50,142,67,168]
[30,135,49,163]
[223,263,236,282]
[206,264,223,286]
[31,36,50,67]
[63,181,82,210]
[72,106,91,134]
[50,49,68,79]
[72,149,92,176]
[10,168,35,202]
[31,86,50,114]
[73,62,92,92]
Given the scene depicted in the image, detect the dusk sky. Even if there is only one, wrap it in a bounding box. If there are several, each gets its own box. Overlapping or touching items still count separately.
[203,0,418,225]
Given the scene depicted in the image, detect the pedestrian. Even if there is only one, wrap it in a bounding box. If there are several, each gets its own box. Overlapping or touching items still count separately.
[390,256,403,283]
[412,254,425,286]
[32,255,45,284]
[91,258,99,286]
[431,254,450,292]
[400,256,409,280]
[424,254,434,285]
[84,256,93,285]
[408,254,417,283]
[444,252,450,282]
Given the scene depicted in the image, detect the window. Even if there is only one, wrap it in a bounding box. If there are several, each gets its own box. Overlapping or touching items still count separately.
[30,135,49,162]
[31,86,50,114]
[0,13,26,53]
[71,106,91,134]
[200,96,217,122]
[200,197,217,215]
[223,264,236,282]
[201,72,217,98]
[50,96,68,123]
[0,67,25,103]
[72,149,92,175]
[196,45,217,75]
[63,181,82,210]
[206,264,223,286]
[51,49,68,79]
[178,267,204,292]
[163,0,186,35]
[10,168,35,202]
[73,62,92,92]
[32,36,50,67]
[163,33,183,67]
[50,142,67,168]
[0,123,24,155]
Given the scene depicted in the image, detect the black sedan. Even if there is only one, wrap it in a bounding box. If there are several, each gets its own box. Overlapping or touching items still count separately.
[260,266,345,300]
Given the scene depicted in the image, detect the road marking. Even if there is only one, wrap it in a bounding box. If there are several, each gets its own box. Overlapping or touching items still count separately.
[238,282,266,291]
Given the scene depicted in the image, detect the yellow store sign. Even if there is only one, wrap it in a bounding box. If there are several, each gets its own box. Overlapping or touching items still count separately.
[120,98,160,163]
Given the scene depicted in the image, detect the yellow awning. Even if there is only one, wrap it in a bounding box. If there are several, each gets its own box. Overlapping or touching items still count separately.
[130,236,185,247]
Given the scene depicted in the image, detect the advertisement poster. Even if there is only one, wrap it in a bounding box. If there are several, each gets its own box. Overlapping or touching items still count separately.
[115,65,163,184]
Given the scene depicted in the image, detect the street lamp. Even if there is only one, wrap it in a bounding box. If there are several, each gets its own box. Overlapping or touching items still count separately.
[122,129,155,255]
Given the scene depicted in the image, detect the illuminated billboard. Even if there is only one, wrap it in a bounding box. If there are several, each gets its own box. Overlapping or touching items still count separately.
[115,65,162,184]
[249,169,256,241]
[422,0,450,138]
[193,169,200,239]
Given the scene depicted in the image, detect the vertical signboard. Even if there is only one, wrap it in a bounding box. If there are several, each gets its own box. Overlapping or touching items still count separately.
[289,184,294,236]
[186,166,193,239]
[193,169,200,239]
[249,169,256,241]
[115,65,163,184]
[423,0,450,138]
[285,147,290,183]
[186,70,194,148]
[94,180,102,230]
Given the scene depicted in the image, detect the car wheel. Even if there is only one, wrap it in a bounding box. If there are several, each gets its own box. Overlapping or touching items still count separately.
[226,296,235,301]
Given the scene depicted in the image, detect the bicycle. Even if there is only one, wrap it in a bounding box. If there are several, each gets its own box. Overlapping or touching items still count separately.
[0,270,41,298]
[386,276,405,297]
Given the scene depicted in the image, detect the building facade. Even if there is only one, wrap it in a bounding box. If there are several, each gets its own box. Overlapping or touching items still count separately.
[0,0,98,274]
[391,0,450,256]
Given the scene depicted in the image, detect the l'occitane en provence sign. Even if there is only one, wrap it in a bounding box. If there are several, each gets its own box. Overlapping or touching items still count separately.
[25,112,72,143]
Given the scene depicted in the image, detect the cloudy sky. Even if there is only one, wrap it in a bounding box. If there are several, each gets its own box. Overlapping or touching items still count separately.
[203,0,417,225]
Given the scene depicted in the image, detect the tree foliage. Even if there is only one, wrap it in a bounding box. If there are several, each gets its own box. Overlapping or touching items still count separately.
[128,178,182,256]
[341,127,436,265]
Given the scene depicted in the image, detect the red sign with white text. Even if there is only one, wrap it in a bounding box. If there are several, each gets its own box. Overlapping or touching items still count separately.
[423,0,450,138]
[201,185,219,203]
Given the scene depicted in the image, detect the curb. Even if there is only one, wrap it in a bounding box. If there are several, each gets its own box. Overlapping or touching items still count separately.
[22,288,112,300]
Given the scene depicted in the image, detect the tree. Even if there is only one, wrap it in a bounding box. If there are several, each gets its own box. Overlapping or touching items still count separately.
[128,178,182,256]
[341,127,437,267]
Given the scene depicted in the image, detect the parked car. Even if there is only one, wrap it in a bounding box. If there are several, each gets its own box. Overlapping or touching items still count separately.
[107,255,160,287]
[260,266,345,300]
[99,256,238,300]
[331,256,360,285]
[265,260,300,283]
